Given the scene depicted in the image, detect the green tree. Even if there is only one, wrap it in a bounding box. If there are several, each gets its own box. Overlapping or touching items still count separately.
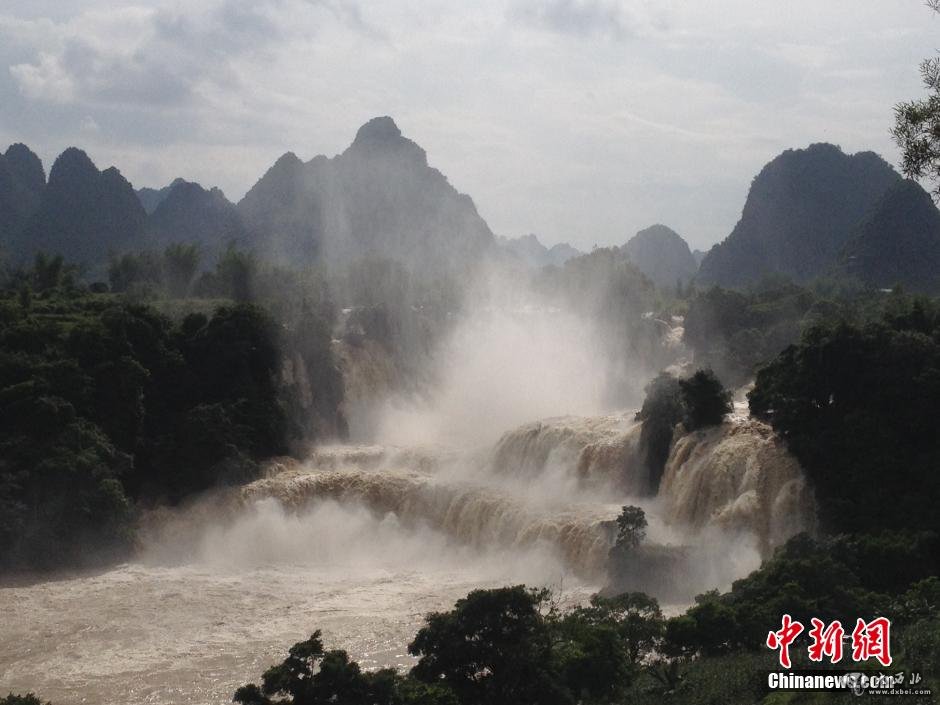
[217,245,256,303]
[32,252,65,293]
[678,369,731,431]
[614,505,648,550]
[748,309,940,535]
[233,631,457,705]
[162,243,200,298]
[408,586,570,705]
[893,0,940,196]
[635,373,683,490]
[108,251,162,294]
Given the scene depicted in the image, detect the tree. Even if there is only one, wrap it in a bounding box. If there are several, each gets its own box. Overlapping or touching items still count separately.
[635,369,732,490]
[408,586,570,705]
[32,253,65,293]
[0,695,51,705]
[614,505,647,550]
[678,369,731,431]
[557,572,675,699]
[233,631,457,705]
[893,0,940,197]
[217,245,256,303]
[108,251,161,294]
[162,243,200,298]
[635,373,683,490]
[748,309,940,535]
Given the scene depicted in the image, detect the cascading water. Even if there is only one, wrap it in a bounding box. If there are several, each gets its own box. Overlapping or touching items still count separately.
[0,407,815,705]
[658,417,817,553]
[0,297,817,705]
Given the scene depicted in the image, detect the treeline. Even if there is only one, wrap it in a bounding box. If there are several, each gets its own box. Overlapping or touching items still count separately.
[750,295,940,535]
[224,566,938,705]
[0,253,344,571]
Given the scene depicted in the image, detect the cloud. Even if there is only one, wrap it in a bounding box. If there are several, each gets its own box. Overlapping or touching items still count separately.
[510,0,665,40]
[9,51,75,102]
[80,115,100,132]
[0,0,932,251]
[5,0,379,111]
[7,3,272,108]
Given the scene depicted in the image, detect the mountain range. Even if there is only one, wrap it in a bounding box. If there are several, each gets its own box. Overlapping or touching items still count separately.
[497,233,581,268]
[0,117,497,273]
[1,128,938,294]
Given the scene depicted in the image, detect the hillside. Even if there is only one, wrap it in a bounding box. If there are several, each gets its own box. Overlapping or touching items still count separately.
[238,116,496,272]
[0,144,45,251]
[16,148,145,264]
[697,143,900,287]
[137,178,186,214]
[622,224,698,290]
[835,179,940,293]
[498,233,581,267]
[146,179,247,252]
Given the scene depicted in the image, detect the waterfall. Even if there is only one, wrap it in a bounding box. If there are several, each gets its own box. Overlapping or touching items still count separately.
[658,417,817,553]
[243,458,617,577]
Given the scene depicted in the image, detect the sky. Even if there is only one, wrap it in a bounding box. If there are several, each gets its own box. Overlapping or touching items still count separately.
[0,0,935,251]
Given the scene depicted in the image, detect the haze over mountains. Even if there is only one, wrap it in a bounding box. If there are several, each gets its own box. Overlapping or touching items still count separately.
[1,121,938,293]
[622,225,698,290]
[497,233,581,268]
[0,117,498,274]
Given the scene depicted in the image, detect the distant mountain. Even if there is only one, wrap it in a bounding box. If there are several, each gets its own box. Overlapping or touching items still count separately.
[498,233,581,268]
[137,178,186,214]
[697,143,901,288]
[238,116,496,271]
[146,179,246,252]
[692,249,706,267]
[546,242,581,267]
[0,144,45,252]
[622,224,698,290]
[16,148,145,264]
[834,180,940,293]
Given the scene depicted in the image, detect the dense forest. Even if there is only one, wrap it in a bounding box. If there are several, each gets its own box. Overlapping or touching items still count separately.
[0,251,344,570]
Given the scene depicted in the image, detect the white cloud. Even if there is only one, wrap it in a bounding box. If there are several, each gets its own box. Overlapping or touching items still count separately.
[0,0,934,250]
[9,51,75,101]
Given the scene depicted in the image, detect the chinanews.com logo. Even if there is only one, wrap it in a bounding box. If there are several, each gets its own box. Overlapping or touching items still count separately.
[764,614,933,697]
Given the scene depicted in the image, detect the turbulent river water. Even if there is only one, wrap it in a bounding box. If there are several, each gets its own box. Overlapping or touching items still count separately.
[0,409,814,705]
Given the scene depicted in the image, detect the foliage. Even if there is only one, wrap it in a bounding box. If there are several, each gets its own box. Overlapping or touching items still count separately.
[0,695,52,705]
[634,372,683,490]
[748,299,940,535]
[108,245,201,299]
[232,632,457,705]
[232,631,408,705]
[238,586,669,705]
[659,531,939,658]
[682,282,824,386]
[678,369,732,431]
[408,586,569,705]
[635,369,731,490]
[893,0,940,198]
[613,505,647,550]
[0,274,341,569]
